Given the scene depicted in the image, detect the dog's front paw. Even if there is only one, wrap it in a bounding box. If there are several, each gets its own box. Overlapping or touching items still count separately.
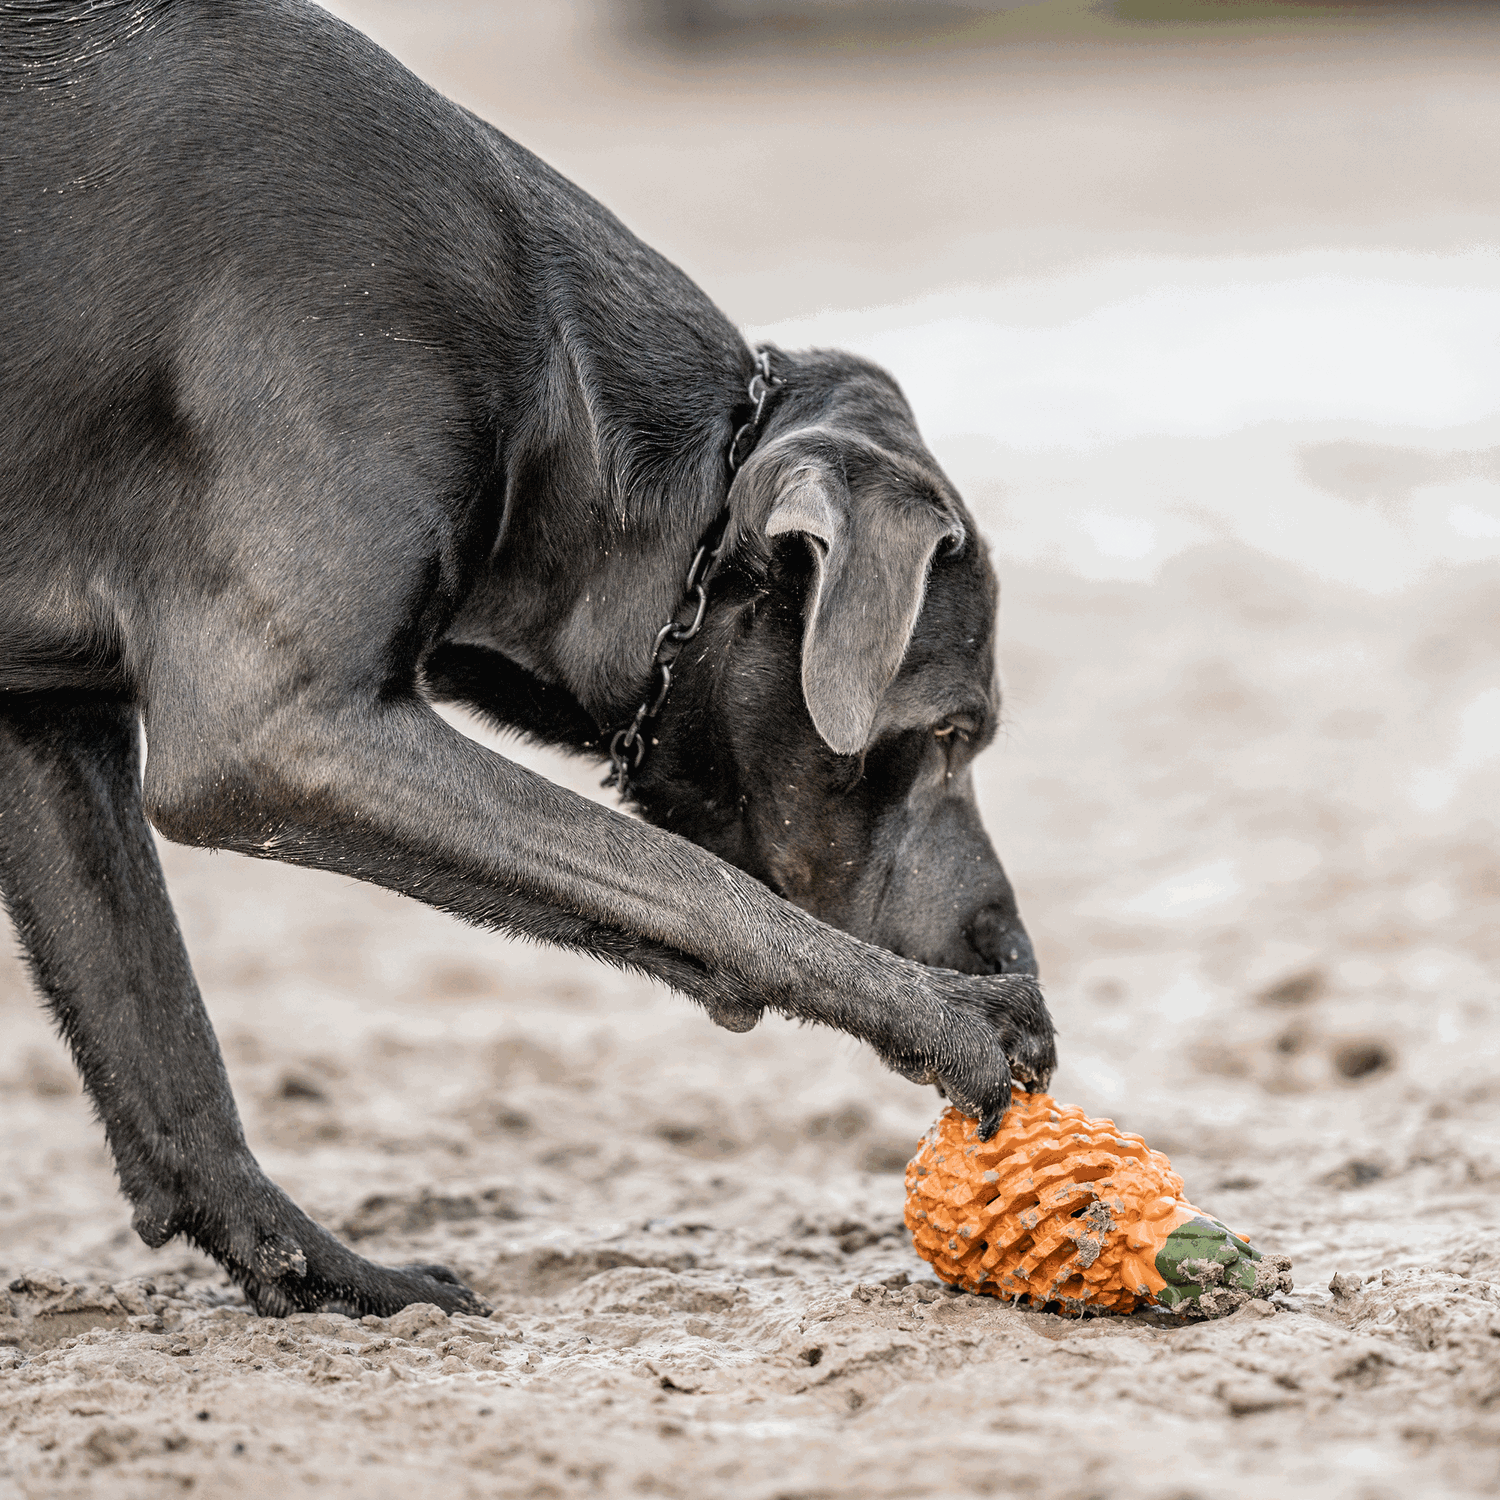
[884,971,1055,1141]
[238,1239,488,1319]
[954,971,1057,1098]
[934,1047,1015,1145]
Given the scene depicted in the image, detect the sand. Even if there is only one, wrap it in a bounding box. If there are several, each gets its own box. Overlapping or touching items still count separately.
[5,3,1500,1494]
[3,551,1498,1499]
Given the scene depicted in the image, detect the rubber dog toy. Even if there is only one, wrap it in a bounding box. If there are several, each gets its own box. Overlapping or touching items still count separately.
[905,1094,1290,1315]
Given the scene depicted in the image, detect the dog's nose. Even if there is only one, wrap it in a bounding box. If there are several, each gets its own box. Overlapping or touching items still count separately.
[969,904,1038,978]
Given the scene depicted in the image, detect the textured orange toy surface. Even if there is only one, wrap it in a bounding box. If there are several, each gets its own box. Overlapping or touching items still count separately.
[906,1093,1278,1315]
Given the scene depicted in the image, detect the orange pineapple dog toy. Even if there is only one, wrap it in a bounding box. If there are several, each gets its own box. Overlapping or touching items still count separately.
[906,1093,1292,1316]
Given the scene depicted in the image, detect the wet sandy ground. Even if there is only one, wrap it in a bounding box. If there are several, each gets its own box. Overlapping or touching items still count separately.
[3,552,1499,1498]
[5,3,1500,1497]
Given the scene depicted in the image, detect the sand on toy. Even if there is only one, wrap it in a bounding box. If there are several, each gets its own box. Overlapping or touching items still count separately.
[905,1094,1293,1316]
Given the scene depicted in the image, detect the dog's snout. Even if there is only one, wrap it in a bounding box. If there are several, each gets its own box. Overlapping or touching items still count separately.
[969,904,1038,977]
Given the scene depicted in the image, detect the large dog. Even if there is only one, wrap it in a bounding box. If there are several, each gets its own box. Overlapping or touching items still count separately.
[0,0,1055,1316]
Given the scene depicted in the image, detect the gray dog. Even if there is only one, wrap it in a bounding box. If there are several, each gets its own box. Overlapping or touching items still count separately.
[0,0,1055,1315]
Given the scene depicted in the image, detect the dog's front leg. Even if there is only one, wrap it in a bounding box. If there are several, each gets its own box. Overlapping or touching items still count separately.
[142,691,1055,1135]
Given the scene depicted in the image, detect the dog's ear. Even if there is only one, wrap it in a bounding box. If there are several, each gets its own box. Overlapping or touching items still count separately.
[764,461,957,755]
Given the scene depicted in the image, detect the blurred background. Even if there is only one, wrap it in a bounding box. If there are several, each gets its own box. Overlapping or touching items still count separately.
[4,3,1500,1494]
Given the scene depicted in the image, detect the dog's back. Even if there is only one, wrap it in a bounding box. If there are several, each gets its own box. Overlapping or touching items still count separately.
[1,0,749,700]
[3,2,464,683]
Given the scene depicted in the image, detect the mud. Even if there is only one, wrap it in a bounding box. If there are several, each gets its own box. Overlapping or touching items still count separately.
[2,553,1497,1499]
[4,2,1500,1495]
[1183,1253,1295,1318]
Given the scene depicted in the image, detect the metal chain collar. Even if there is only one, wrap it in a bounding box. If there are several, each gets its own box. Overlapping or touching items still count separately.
[604,347,781,795]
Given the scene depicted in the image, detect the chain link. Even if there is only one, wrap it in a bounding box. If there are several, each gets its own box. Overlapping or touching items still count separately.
[604,349,780,794]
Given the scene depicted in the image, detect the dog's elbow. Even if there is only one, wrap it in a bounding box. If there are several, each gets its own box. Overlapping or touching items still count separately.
[142,758,269,849]
[141,733,336,854]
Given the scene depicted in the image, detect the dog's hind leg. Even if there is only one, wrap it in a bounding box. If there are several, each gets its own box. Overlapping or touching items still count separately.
[0,694,485,1317]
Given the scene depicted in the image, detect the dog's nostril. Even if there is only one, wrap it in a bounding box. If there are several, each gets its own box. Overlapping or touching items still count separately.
[968,905,1037,978]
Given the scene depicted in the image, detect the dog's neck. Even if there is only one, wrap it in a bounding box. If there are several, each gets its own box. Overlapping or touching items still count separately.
[548,404,740,727]
[453,273,756,724]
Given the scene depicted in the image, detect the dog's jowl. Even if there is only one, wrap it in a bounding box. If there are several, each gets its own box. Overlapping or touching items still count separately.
[0,0,1054,1315]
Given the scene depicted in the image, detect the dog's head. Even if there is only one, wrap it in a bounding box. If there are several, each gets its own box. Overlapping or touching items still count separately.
[631,349,1036,978]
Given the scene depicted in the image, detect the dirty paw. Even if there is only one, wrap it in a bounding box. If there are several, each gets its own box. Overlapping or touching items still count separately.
[880,970,1057,1139]
[243,1254,487,1318]
[150,1176,490,1319]
[945,970,1056,1096]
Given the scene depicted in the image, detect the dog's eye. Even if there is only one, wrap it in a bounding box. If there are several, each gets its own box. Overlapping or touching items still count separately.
[933,721,971,743]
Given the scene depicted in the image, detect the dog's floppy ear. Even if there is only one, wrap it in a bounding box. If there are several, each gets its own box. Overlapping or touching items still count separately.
[764,460,957,755]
